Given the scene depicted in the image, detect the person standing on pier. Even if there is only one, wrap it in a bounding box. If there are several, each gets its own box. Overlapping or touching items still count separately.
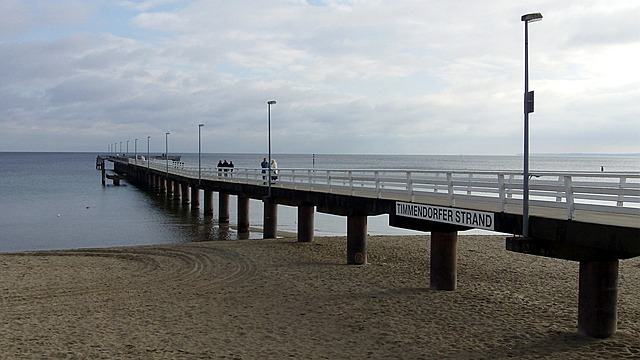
[270,159,278,181]
[261,158,268,183]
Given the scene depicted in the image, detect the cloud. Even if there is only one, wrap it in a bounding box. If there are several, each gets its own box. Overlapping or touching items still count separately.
[0,0,638,155]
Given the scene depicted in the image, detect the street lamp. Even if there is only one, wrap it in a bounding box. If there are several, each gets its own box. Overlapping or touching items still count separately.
[134,138,138,164]
[165,131,170,179]
[147,136,151,172]
[198,124,204,186]
[119,141,122,154]
[267,100,276,197]
[126,140,129,156]
[521,12,542,238]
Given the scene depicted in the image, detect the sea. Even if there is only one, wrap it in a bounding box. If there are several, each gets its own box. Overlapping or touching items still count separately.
[1,152,638,253]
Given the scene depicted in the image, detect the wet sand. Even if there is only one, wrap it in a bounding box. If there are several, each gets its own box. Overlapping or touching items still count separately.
[1,235,638,359]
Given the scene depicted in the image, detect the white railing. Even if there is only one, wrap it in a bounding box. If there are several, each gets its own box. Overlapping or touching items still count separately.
[119,157,640,223]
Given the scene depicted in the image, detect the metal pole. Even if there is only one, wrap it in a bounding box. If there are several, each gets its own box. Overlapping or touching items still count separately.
[523,20,530,238]
[198,124,204,186]
[134,138,138,164]
[126,140,129,156]
[268,103,272,197]
[520,12,542,237]
[147,136,150,173]
[267,100,276,197]
[165,132,170,179]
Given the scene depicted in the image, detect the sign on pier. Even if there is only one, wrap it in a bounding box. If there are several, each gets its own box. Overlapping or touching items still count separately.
[396,202,494,230]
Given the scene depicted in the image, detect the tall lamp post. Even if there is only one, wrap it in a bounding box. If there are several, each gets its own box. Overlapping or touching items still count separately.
[267,100,276,197]
[147,136,151,172]
[198,124,204,186]
[126,140,129,156]
[134,138,138,164]
[119,141,122,154]
[521,12,542,238]
[165,131,170,179]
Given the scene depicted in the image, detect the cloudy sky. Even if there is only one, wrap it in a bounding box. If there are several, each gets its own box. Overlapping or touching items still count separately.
[1,0,638,155]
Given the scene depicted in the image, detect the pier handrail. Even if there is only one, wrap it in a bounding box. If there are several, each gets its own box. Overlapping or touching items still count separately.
[118,156,640,222]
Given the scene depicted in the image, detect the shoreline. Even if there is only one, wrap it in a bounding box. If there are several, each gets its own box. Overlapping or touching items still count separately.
[1,235,638,359]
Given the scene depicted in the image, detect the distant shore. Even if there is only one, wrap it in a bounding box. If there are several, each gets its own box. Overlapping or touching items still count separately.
[1,235,638,359]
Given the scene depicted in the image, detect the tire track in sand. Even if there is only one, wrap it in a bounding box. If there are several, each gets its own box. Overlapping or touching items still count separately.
[0,244,256,311]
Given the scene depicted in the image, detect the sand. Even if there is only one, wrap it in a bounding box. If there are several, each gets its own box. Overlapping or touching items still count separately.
[0,235,638,359]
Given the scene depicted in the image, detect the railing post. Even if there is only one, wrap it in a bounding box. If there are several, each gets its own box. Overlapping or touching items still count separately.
[564,175,575,220]
[327,170,332,193]
[375,171,381,198]
[407,171,414,202]
[556,176,564,202]
[447,173,454,206]
[347,170,353,196]
[498,173,506,212]
[617,177,626,207]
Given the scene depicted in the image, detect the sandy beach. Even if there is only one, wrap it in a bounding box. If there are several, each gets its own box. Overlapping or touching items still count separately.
[1,235,638,359]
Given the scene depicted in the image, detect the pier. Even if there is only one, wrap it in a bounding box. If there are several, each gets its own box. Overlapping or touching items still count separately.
[103,155,639,338]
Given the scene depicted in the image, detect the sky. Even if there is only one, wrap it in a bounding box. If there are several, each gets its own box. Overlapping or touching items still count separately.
[1,0,638,155]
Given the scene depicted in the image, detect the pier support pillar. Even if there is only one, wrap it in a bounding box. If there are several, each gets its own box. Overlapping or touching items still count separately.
[237,196,250,234]
[297,204,314,243]
[219,193,230,224]
[203,189,214,215]
[578,260,619,338]
[181,183,190,204]
[151,175,158,191]
[191,186,200,209]
[347,215,367,265]
[160,177,167,193]
[263,200,278,239]
[167,178,174,197]
[173,180,181,200]
[430,231,458,291]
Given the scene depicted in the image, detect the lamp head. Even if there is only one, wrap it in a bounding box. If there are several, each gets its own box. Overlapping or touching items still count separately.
[199,123,204,127]
[521,13,543,22]
[267,100,276,105]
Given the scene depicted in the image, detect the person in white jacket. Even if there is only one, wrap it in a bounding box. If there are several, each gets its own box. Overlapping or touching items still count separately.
[270,159,278,181]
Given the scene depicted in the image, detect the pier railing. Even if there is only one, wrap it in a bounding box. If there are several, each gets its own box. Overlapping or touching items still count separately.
[125,157,640,222]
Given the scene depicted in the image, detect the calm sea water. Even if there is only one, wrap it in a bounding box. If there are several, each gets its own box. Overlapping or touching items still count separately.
[1,152,638,253]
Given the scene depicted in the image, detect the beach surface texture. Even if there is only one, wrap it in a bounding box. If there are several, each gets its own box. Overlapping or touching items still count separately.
[1,235,638,359]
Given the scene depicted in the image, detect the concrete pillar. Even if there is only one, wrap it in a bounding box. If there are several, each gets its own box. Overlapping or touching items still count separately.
[191,186,200,209]
[263,200,278,239]
[166,178,174,196]
[172,180,180,200]
[203,189,214,215]
[181,183,190,204]
[237,196,250,234]
[578,260,619,338]
[297,204,315,243]
[347,215,367,265]
[219,193,230,224]
[430,231,458,291]
[160,177,166,193]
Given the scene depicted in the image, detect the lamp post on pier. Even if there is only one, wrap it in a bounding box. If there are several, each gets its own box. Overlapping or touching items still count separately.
[119,142,122,154]
[134,138,138,164]
[126,140,129,156]
[198,123,204,186]
[165,131,170,179]
[521,12,543,238]
[147,136,151,172]
[267,100,276,197]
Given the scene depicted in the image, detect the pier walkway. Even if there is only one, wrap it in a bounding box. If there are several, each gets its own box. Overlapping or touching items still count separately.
[105,155,639,338]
